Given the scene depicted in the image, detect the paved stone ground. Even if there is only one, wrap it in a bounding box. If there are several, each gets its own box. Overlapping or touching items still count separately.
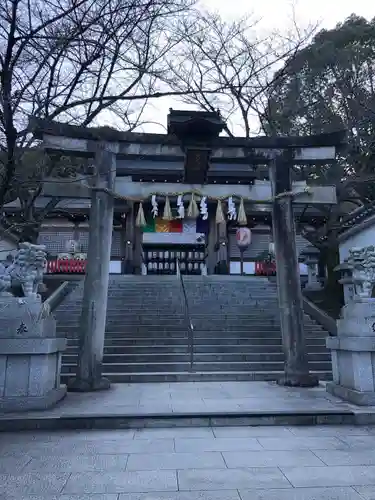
[0,382,363,419]
[3,424,375,498]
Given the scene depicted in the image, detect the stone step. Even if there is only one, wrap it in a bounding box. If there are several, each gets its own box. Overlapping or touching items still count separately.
[105,298,280,303]
[57,314,284,321]
[64,292,276,296]
[58,306,287,313]
[56,317,321,326]
[56,312,320,320]
[56,315,291,323]
[58,329,325,338]
[59,330,325,339]
[56,312,287,320]
[64,343,330,354]
[62,352,331,364]
[57,318,320,328]
[57,300,280,309]
[60,370,333,384]
[65,336,327,346]
[56,306,280,315]
[105,283,275,287]
[57,324,323,332]
[58,276,331,384]
[61,360,332,374]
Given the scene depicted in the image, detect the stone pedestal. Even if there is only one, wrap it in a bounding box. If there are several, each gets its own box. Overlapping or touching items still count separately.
[0,296,66,412]
[300,245,322,291]
[335,261,354,304]
[305,261,322,290]
[326,298,375,405]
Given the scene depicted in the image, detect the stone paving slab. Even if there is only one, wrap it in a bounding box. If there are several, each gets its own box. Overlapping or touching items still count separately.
[2,424,375,498]
[177,467,291,491]
[239,488,365,499]
[3,381,375,430]
[0,381,347,417]
[281,465,375,488]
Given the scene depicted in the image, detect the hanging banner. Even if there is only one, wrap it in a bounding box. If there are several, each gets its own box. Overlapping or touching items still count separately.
[236,227,251,250]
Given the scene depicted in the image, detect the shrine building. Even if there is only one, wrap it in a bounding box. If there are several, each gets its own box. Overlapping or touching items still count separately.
[3,110,328,276]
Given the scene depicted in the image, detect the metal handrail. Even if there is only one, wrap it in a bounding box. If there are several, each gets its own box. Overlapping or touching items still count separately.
[176,259,194,371]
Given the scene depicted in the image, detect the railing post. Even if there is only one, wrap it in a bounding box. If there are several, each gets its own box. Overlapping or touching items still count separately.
[176,259,194,371]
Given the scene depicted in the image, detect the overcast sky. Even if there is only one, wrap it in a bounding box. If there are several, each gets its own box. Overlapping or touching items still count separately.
[136,0,375,134]
[201,0,374,30]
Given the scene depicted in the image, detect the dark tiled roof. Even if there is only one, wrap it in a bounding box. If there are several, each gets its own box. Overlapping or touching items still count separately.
[4,197,91,210]
[337,202,375,235]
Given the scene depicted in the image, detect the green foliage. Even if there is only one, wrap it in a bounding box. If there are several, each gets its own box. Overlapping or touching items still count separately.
[267,15,375,203]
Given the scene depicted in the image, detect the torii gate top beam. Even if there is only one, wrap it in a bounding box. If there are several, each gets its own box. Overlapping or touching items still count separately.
[29,118,346,166]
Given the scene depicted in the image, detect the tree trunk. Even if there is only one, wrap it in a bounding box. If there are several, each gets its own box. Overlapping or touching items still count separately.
[18,222,40,244]
[321,244,344,310]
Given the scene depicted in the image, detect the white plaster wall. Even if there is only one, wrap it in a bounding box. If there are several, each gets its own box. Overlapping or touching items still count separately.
[339,224,375,262]
[109,261,122,274]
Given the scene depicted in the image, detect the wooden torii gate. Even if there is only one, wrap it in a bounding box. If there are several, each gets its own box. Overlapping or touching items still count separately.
[30,118,345,391]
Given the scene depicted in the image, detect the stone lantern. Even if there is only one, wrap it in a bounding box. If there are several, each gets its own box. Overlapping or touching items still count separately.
[334,259,354,305]
[326,245,375,405]
[300,244,322,290]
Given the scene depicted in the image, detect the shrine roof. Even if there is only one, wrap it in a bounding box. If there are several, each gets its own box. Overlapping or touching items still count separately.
[336,202,375,240]
[4,197,91,210]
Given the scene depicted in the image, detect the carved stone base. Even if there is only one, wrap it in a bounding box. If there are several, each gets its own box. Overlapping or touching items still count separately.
[67,376,111,392]
[122,260,135,274]
[0,386,66,412]
[326,382,375,406]
[326,297,375,406]
[304,282,322,291]
[278,373,319,388]
[215,260,229,275]
[0,296,67,412]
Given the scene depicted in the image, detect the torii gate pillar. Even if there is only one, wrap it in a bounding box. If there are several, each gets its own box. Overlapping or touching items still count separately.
[270,151,318,387]
[68,145,115,392]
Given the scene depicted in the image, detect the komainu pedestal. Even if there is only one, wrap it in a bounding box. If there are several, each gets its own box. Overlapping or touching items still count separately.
[326,246,375,405]
[0,297,67,412]
[327,299,375,405]
[0,243,67,412]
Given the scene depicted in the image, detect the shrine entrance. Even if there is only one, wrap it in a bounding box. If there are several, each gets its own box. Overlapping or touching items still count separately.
[143,243,205,275]
[33,110,344,390]
[142,225,206,275]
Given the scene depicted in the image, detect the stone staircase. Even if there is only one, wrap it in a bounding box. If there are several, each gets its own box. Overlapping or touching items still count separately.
[55,275,332,383]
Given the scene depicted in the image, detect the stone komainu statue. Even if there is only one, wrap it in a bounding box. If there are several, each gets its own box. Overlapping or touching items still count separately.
[348,246,375,299]
[0,242,46,298]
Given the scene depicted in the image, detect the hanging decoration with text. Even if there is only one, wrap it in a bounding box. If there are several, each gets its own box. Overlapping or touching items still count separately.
[134,193,254,227]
